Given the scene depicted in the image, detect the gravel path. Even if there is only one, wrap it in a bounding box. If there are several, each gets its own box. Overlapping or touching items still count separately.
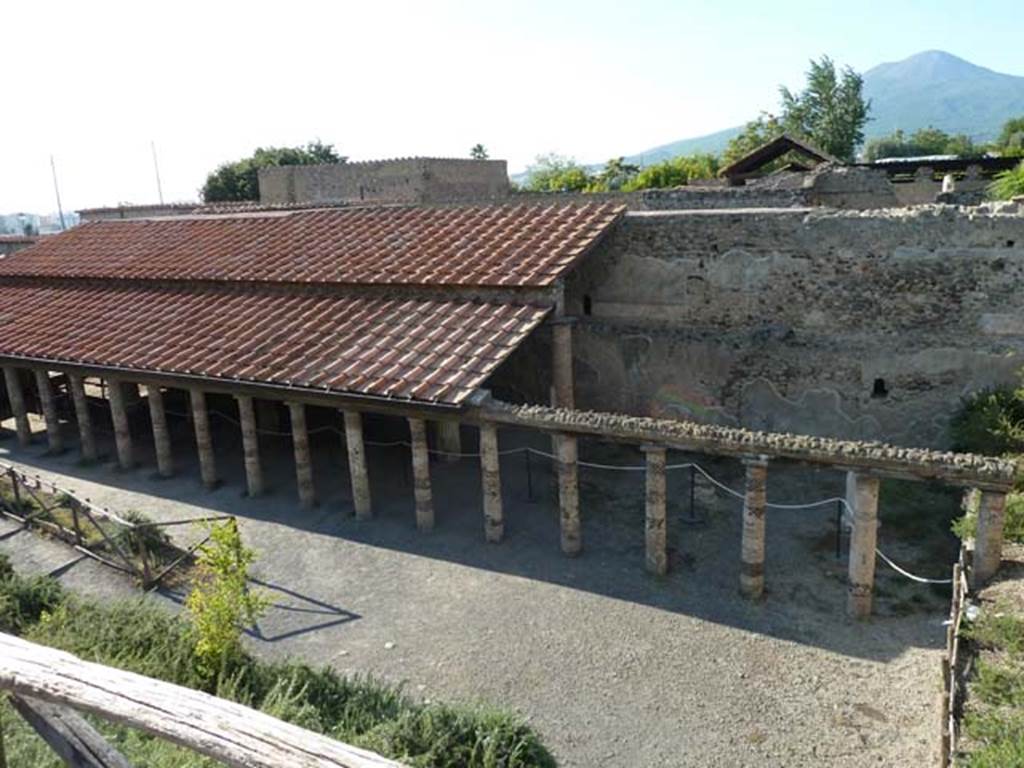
[0,413,951,767]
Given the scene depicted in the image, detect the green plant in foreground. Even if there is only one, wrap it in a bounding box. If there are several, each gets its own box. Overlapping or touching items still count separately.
[185,519,268,680]
[988,160,1024,201]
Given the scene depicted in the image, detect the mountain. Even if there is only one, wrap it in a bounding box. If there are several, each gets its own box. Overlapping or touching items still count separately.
[620,51,1024,166]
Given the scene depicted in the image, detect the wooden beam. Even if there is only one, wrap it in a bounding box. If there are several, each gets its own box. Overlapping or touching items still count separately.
[9,693,134,768]
[0,632,407,768]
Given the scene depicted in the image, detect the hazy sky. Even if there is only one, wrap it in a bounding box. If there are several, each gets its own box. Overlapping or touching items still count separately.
[4,0,1023,213]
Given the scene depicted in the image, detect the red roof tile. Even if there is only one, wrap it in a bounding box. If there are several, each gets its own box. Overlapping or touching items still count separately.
[0,282,547,406]
[0,203,624,288]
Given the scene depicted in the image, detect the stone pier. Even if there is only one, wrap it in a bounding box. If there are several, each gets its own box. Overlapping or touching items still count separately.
[288,402,316,508]
[846,471,881,619]
[479,423,503,542]
[739,457,768,599]
[3,367,31,447]
[974,490,1008,588]
[408,417,434,532]
[67,374,97,462]
[552,320,575,409]
[643,445,668,576]
[237,395,264,497]
[33,370,63,454]
[146,385,174,478]
[555,432,581,556]
[190,388,218,489]
[343,410,371,520]
[437,420,462,463]
[107,379,135,470]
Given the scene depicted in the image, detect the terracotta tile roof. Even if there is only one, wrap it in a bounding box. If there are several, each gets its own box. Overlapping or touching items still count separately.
[1,203,624,288]
[0,282,547,406]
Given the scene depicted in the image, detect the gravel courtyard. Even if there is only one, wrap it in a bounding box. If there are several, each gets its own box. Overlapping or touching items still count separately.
[0,408,957,767]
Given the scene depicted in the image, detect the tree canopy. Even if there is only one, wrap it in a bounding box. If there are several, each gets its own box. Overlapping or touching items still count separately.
[995,117,1024,155]
[523,154,594,192]
[621,154,719,191]
[200,140,343,202]
[863,127,979,161]
[470,144,490,160]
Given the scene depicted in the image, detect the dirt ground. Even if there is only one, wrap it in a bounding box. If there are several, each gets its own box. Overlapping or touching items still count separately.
[0,405,959,767]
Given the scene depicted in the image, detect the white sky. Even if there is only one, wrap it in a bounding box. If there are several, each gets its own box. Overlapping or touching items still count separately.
[3,0,1022,213]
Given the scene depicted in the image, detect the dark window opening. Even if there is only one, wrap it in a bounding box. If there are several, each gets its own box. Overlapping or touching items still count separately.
[871,378,889,399]
[1007,240,1016,248]
[583,295,593,316]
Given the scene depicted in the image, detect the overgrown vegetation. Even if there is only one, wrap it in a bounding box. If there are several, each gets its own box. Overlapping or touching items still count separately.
[0,555,555,767]
[863,127,980,162]
[959,607,1024,766]
[988,160,1024,201]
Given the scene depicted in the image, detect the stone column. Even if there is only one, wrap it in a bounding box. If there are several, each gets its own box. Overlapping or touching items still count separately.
[552,319,575,409]
[479,423,503,543]
[555,433,581,556]
[236,395,264,497]
[739,457,768,599]
[33,370,63,454]
[146,385,174,478]
[846,471,881,619]
[408,417,434,532]
[67,374,97,462]
[107,379,134,470]
[643,445,668,576]
[3,366,31,447]
[190,388,218,490]
[436,420,462,463]
[288,402,315,509]
[343,410,371,519]
[974,490,1008,588]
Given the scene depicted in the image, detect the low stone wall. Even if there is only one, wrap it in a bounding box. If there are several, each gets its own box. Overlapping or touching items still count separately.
[563,202,1024,448]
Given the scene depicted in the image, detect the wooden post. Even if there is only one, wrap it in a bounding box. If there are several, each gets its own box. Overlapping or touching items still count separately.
[67,374,97,463]
[2,367,31,447]
[237,395,264,497]
[479,423,503,542]
[643,445,668,575]
[552,320,575,409]
[436,421,462,463]
[740,457,768,599]
[846,471,881,618]
[342,410,371,519]
[555,433,581,556]
[33,370,63,454]
[106,379,134,470]
[146,385,173,478]
[288,402,315,509]
[973,489,1008,588]
[408,417,434,532]
[8,694,133,768]
[189,388,218,490]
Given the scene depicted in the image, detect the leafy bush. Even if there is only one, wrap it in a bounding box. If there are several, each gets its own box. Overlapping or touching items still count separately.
[949,386,1024,457]
[988,160,1024,201]
[0,554,65,634]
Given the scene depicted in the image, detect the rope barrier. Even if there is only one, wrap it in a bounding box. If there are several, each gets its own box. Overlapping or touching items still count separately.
[67,403,954,587]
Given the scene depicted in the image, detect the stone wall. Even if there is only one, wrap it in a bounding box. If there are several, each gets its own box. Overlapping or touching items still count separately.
[259,158,509,205]
[562,202,1024,448]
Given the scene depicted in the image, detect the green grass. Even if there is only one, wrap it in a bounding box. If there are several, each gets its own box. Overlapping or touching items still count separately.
[960,606,1024,766]
[0,555,556,767]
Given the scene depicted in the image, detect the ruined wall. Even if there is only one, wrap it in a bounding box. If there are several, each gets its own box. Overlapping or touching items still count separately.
[564,203,1024,448]
[259,158,509,205]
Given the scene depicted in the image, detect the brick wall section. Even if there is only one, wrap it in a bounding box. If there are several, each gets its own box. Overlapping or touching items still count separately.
[259,158,510,205]
[559,202,1024,447]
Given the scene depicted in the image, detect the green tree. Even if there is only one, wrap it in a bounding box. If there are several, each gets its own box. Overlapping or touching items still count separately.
[589,157,640,191]
[995,117,1024,156]
[621,154,719,191]
[470,143,489,160]
[523,154,595,192]
[989,161,1024,201]
[200,140,343,202]
[723,114,785,166]
[779,56,870,162]
[185,519,267,679]
[864,127,978,161]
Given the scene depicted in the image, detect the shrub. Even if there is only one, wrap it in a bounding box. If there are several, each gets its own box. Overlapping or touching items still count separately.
[988,160,1024,201]
[0,554,65,634]
[949,386,1024,457]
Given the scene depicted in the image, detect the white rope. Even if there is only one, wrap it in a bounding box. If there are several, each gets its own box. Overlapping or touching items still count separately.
[875,548,953,584]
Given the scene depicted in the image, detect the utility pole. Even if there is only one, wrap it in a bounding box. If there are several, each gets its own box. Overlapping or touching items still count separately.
[49,155,66,231]
[151,141,164,204]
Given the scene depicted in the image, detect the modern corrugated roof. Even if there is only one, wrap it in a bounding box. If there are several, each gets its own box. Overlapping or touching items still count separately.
[0,203,624,288]
[0,281,548,406]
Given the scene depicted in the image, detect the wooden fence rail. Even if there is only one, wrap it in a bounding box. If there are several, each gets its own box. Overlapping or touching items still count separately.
[940,551,970,767]
[0,633,407,768]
